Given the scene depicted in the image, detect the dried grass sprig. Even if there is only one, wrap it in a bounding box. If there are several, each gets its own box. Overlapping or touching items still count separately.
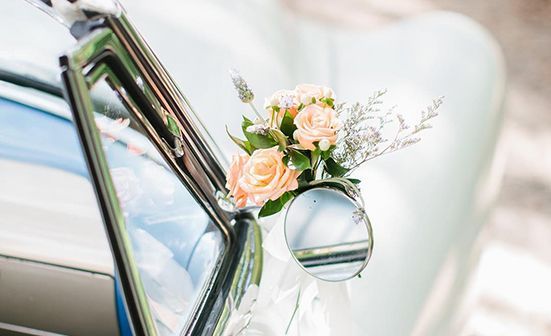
[333,93,444,171]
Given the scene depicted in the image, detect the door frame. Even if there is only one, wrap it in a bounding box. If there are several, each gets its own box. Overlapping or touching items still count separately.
[60,15,261,336]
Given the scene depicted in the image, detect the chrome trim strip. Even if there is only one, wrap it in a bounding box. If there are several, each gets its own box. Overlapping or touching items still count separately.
[0,321,65,336]
[107,15,229,191]
[0,80,70,120]
[0,254,114,280]
[212,214,263,336]
[60,30,156,335]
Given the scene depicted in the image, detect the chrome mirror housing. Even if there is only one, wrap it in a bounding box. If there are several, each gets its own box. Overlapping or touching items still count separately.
[284,187,374,282]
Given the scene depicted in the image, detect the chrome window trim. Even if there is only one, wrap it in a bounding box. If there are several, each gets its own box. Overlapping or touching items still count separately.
[107,14,229,190]
[0,321,65,336]
[59,14,262,336]
[0,80,70,120]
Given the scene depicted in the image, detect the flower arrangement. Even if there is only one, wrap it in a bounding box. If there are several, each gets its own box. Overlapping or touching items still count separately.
[226,70,443,217]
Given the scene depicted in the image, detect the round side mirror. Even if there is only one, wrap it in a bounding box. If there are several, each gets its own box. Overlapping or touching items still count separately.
[284,187,373,281]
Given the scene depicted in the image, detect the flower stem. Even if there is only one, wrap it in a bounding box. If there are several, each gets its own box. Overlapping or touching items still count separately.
[285,288,301,335]
[248,102,266,123]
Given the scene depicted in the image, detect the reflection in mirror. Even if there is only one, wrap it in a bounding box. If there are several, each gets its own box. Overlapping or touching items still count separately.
[90,79,223,335]
[285,187,373,282]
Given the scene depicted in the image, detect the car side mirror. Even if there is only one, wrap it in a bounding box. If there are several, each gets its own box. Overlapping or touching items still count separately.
[284,187,374,281]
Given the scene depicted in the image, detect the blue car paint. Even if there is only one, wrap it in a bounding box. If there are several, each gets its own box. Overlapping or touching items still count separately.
[0,96,132,336]
[0,97,88,177]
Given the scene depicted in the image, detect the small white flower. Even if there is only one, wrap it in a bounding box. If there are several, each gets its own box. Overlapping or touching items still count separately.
[319,139,331,151]
[246,122,270,135]
[279,95,295,109]
[266,90,298,109]
[270,95,280,107]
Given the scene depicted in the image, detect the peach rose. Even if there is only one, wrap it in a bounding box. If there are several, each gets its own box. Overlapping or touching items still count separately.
[294,84,334,106]
[226,154,249,208]
[265,89,299,126]
[239,147,300,205]
[293,104,342,150]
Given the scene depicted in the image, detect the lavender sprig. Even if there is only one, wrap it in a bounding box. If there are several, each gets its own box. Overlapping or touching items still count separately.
[229,69,266,123]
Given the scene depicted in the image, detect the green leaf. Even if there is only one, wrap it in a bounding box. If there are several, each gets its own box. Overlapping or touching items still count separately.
[242,117,277,149]
[321,145,335,160]
[258,192,294,217]
[298,169,315,184]
[347,178,361,184]
[226,126,253,155]
[310,147,320,168]
[288,149,311,171]
[321,97,335,107]
[282,155,290,166]
[325,158,349,177]
[246,132,277,149]
[242,116,254,127]
[269,129,288,151]
[280,111,297,137]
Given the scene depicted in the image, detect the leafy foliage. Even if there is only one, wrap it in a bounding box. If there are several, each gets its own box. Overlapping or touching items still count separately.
[288,149,311,171]
[258,192,295,217]
[324,157,349,177]
[242,117,277,149]
[280,110,297,137]
[226,126,253,155]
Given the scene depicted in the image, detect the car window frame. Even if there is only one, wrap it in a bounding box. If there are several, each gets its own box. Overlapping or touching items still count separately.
[59,17,256,336]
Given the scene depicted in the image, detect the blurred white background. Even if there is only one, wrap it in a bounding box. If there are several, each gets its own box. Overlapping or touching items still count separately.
[283,1,551,335]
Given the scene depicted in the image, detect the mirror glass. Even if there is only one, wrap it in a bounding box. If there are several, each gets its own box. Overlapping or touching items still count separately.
[284,187,373,281]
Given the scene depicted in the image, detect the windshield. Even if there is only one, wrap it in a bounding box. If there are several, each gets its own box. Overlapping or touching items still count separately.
[91,79,224,335]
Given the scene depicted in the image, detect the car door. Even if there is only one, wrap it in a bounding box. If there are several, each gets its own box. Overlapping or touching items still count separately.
[60,14,261,336]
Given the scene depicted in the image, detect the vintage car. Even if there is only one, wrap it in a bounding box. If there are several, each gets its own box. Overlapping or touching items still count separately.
[0,0,505,335]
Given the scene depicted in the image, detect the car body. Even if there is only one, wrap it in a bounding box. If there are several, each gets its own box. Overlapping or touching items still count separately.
[0,1,506,335]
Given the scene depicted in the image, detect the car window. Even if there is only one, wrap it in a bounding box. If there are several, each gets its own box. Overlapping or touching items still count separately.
[90,79,224,336]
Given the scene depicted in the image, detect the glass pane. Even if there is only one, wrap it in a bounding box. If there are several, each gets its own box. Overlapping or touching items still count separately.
[90,79,223,335]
